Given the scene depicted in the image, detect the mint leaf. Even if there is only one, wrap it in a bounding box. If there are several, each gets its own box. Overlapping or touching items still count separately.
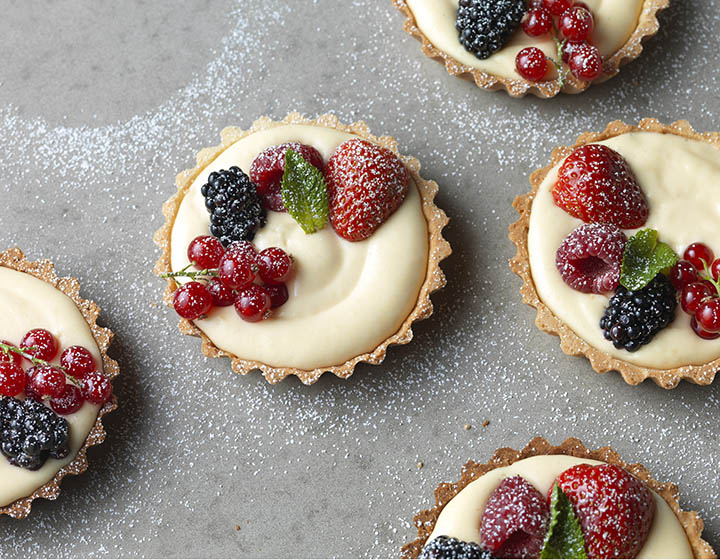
[540,483,587,559]
[281,149,329,234]
[620,228,678,291]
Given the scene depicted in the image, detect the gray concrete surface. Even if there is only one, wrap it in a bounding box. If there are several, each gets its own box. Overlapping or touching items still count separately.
[0,0,718,557]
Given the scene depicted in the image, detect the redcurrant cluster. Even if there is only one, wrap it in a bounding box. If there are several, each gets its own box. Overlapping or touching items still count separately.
[169,235,293,323]
[670,242,720,339]
[0,329,112,414]
[516,0,601,83]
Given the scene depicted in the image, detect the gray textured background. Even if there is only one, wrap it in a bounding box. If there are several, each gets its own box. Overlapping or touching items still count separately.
[0,0,718,557]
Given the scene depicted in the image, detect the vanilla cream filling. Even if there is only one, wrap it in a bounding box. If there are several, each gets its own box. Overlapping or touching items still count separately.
[405,0,642,80]
[528,132,720,369]
[427,455,693,558]
[0,267,102,508]
[170,124,429,370]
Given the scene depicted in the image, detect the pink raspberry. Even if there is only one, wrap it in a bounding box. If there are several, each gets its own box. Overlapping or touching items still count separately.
[555,223,627,294]
[480,475,550,559]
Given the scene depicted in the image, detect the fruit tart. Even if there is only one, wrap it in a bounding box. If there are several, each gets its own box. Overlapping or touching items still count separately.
[0,248,118,518]
[154,112,450,385]
[402,437,715,559]
[392,0,669,97]
[510,119,720,388]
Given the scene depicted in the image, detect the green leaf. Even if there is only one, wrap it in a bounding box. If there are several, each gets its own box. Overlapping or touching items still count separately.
[540,484,587,559]
[281,149,329,234]
[620,228,678,291]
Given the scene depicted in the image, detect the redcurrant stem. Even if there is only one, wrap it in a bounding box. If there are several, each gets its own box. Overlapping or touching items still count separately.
[161,265,219,281]
[0,342,82,387]
[551,37,569,88]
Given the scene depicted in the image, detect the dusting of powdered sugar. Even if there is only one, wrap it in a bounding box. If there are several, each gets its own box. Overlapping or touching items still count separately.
[0,0,719,557]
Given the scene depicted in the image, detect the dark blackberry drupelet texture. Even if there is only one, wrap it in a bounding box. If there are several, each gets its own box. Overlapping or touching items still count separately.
[0,397,70,470]
[420,536,495,559]
[600,274,677,352]
[455,0,526,60]
[201,167,266,248]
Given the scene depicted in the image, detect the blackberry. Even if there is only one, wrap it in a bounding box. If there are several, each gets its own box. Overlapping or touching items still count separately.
[200,167,266,248]
[600,274,677,352]
[0,397,70,470]
[455,0,526,60]
[420,536,495,559]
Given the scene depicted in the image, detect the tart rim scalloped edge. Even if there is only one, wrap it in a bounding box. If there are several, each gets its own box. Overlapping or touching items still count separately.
[391,0,670,98]
[509,119,720,389]
[0,247,119,519]
[153,112,451,386]
[400,436,716,559]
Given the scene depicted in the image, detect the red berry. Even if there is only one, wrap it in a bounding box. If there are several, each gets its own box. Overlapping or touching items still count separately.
[24,367,41,401]
[556,223,627,294]
[0,340,23,368]
[30,365,66,399]
[515,47,548,81]
[561,40,585,64]
[0,363,25,397]
[234,285,271,323]
[256,247,292,284]
[20,328,58,361]
[711,258,720,281]
[683,242,714,270]
[480,476,549,558]
[327,139,409,242]
[559,6,593,42]
[187,235,225,270]
[60,346,97,380]
[173,281,213,320]
[573,1,591,8]
[264,283,289,309]
[568,42,602,80]
[205,278,236,307]
[522,8,553,37]
[554,464,656,559]
[218,251,256,289]
[250,142,325,212]
[81,371,112,405]
[696,298,720,333]
[542,0,572,15]
[681,282,713,314]
[225,240,258,268]
[691,317,720,340]
[553,144,649,228]
[49,384,85,415]
[670,260,699,290]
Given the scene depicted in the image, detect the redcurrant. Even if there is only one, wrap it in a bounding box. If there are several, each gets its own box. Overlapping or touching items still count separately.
[568,43,602,81]
[542,0,572,16]
[49,384,85,415]
[559,6,593,42]
[681,282,713,314]
[696,298,720,333]
[515,47,548,82]
[225,240,258,268]
[234,285,271,323]
[205,278,236,307]
[60,345,97,379]
[264,283,289,309]
[0,363,25,397]
[691,317,720,340]
[256,247,292,285]
[218,251,255,289]
[711,258,720,281]
[30,365,66,399]
[82,372,112,405]
[0,340,23,368]
[20,328,58,361]
[522,8,553,37]
[187,235,225,270]
[670,260,699,290]
[173,282,213,319]
[684,242,714,270]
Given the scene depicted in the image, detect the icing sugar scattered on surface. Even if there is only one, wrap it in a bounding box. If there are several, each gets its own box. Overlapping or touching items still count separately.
[0,0,719,557]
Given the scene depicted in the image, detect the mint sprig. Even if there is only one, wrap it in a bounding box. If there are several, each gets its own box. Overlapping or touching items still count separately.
[620,229,678,291]
[540,483,587,559]
[281,149,329,234]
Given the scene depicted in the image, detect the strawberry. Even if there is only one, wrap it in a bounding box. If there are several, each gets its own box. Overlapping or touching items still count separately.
[552,144,649,229]
[326,139,408,242]
[553,464,656,559]
[480,475,550,559]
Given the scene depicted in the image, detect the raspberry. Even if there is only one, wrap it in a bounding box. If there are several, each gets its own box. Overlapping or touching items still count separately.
[60,345,97,380]
[234,285,271,323]
[556,223,627,294]
[480,475,549,559]
[250,143,325,212]
[187,235,225,270]
[256,247,292,285]
[0,341,23,368]
[49,384,85,415]
[29,365,66,399]
[173,281,213,320]
[554,464,656,559]
[81,372,112,405]
[0,363,25,397]
[327,139,409,242]
[515,47,548,82]
[456,0,526,60]
[420,536,494,559]
[20,329,58,362]
[553,144,649,228]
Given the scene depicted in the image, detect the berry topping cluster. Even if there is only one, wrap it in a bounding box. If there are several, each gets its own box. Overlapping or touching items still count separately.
[671,242,720,339]
[515,1,603,84]
[167,236,294,323]
[420,463,656,559]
